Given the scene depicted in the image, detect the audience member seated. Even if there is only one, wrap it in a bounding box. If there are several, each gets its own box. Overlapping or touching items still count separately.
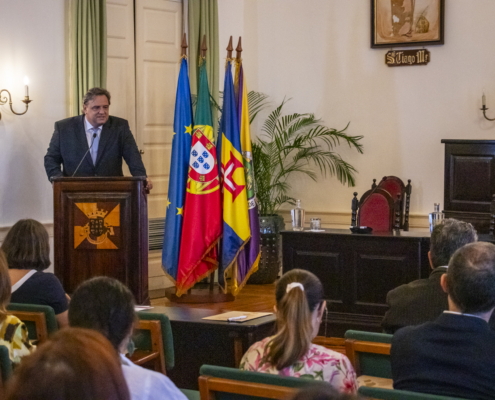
[382,219,478,333]
[1,219,69,327]
[0,250,34,363]
[68,276,187,400]
[391,242,495,400]
[240,269,357,393]
[5,327,130,400]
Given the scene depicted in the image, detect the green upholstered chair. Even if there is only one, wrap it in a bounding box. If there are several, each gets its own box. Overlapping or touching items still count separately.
[131,311,174,375]
[199,364,331,400]
[344,330,393,379]
[181,388,201,400]
[0,345,12,384]
[7,303,58,343]
[358,386,468,400]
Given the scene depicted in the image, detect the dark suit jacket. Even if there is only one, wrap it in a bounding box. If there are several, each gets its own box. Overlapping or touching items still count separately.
[44,115,147,180]
[391,313,495,400]
[381,267,449,334]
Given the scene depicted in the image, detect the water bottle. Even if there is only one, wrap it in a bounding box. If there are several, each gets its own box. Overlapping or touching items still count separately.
[291,200,305,231]
[429,203,444,233]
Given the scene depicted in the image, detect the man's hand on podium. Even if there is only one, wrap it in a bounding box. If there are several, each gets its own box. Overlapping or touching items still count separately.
[145,177,153,191]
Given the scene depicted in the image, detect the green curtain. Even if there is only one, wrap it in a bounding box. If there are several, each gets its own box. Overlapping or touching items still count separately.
[188,0,219,133]
[69,0,107,116]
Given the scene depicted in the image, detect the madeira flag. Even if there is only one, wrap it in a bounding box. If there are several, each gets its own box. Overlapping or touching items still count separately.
[176,60,222,296]
[162,57,193,281]
[218,60,251,293]
[233,59,261,294]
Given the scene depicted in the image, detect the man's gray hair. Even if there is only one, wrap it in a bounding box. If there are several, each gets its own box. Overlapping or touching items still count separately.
[430,218,478,267]
[82,87,111,107]
[447,242,495,313]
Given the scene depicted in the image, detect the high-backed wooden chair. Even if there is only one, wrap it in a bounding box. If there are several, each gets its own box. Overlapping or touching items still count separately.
[354,188,396,232]
[372,176,412,230]
[358,386,467,400]
[130,311,174,375]
[344,330,392,378]
[199,364,330,400]
[7,303,58,344]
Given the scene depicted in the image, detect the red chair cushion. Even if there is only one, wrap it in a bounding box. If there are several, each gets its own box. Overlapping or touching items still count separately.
[359,193,392,232]
[379,179,403,200]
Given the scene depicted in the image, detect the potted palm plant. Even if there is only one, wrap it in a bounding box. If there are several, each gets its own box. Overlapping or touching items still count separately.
[247,95,363,284]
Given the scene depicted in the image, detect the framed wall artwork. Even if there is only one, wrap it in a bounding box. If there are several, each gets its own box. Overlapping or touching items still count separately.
[371,0,445,48]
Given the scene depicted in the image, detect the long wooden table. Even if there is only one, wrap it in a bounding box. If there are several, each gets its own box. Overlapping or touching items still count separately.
[282,229,431,336]
[139,306,276,390]
[282,229,495,337]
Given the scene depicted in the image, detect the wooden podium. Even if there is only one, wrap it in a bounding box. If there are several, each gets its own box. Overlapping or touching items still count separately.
[53,177,149,304]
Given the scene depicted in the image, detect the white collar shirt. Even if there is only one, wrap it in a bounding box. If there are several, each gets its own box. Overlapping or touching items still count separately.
[119,354,187,400]
[84,117,102,148]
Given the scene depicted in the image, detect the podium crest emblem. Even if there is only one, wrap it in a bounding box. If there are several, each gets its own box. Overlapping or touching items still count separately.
[74,202,121,249]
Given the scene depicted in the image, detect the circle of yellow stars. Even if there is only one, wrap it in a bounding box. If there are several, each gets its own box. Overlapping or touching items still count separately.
[167,124,192,217]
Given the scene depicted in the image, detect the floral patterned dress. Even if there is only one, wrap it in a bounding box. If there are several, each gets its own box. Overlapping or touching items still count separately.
[239,336,358,393]
[0,315,35,363]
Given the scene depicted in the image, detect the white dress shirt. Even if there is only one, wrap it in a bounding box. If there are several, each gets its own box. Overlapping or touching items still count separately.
[84,117,102,148]
[120,354,187,400]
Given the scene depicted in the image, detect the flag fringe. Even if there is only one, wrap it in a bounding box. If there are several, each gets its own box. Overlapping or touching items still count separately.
[219,235,251,295]
[175,236,221,297]
[230,251,261,297]
[162,269,177,285]
[225,57,236,68]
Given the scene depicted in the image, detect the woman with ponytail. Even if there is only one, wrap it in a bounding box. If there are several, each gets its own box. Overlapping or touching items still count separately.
[239,269,357,393]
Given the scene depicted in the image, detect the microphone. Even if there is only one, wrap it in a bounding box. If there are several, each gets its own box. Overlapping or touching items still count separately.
[72,133,97,177]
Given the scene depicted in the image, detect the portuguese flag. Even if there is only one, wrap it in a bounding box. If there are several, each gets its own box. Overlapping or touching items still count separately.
[176,61,222,296]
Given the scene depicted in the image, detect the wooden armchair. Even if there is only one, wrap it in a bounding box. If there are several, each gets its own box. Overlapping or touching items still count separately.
[0,345,12,389]
[7,303,58,344]
[199,364,329,400]
[344,330,392,378]
[130,311,174,375]
[358,387,467,400]
[352,177,411,232]
[352,188,397,232]
[373,176,412,230]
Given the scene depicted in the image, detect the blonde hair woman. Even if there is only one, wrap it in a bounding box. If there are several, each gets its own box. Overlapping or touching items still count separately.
[240,269,357,393]
[0,250,34,363]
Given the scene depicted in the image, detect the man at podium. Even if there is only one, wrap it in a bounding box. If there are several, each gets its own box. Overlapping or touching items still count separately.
[44,87,152,190]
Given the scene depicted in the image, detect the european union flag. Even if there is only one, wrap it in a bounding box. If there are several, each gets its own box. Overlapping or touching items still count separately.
[162,58,193,281]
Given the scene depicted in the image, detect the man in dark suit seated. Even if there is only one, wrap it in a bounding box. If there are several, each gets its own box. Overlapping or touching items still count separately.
[391,242,495,400]
[44,87,152,190]
[381,218,477,333]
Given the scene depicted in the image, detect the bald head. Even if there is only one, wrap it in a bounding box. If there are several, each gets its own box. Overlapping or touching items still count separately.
[446,242,495,314]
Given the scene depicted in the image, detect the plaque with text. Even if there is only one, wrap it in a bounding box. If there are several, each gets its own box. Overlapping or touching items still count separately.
[385,49,430,67]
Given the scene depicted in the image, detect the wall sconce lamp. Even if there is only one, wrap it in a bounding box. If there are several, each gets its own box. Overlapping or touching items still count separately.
[481,93,495,121]
[0,77,32,120]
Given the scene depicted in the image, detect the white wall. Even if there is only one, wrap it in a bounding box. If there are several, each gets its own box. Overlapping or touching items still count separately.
[219,0,495,222]
[2,0,495,230]
[0,0,66,230]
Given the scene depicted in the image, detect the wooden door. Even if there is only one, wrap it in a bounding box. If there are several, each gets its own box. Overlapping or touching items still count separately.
[106,0,137,176]
[135,0,182,289]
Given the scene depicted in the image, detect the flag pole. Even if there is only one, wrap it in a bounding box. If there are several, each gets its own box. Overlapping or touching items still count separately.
[181,32,188,57]
[226,36,233,62]
[236,37,242,61]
